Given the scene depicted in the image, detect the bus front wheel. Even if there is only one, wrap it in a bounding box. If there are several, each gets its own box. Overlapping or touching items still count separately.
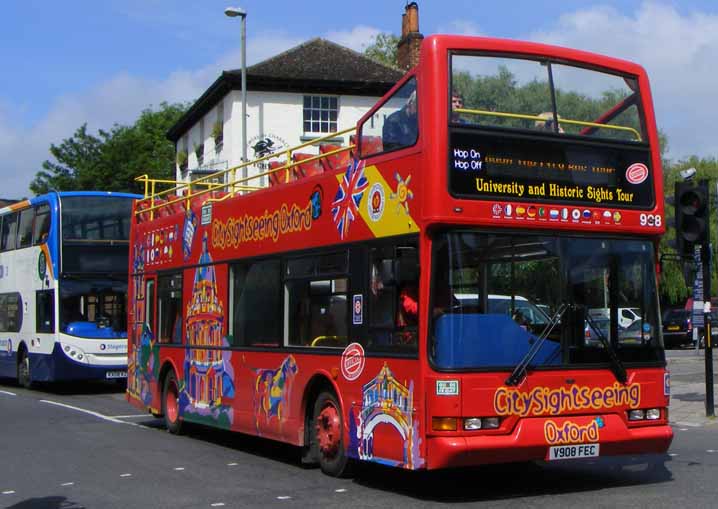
[312,391,351,477]
[162,371,182,434]
[17,347,33,389]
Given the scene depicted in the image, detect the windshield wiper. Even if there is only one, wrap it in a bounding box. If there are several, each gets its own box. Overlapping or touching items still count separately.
[506,303,569,386]
[585,312,627,384]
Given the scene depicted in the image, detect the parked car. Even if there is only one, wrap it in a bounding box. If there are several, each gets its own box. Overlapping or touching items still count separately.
[584,317,611,347]
[662,308,692,348]
[619,320,654,345]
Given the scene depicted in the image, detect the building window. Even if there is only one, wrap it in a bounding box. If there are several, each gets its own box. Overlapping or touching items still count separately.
[303,96,338,134]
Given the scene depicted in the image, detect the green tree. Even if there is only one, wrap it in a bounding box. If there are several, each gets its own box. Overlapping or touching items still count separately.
[31,102,189,195]
[364,33,399,68]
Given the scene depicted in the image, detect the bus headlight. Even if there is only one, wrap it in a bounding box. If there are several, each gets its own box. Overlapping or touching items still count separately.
[61,343,88,364]
[463,417,501,430]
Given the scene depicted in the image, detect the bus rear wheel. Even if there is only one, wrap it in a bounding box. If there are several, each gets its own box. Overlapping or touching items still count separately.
[312,391,351,477]
[162,371,182,434]
[17,348,33,389]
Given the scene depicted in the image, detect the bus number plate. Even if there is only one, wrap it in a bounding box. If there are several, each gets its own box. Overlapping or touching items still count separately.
[547,444,599,460]
[106,370,127,379]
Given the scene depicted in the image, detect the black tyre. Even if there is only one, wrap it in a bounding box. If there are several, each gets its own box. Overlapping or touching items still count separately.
[17,347,33,389]
[162,371,183,434]
[312,391,351,477]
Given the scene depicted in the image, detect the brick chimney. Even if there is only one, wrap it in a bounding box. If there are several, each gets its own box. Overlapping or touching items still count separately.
[397,2,424,71]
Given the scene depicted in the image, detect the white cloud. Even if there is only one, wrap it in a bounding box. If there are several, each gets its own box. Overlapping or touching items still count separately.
[437,20,483,36]
[325,25,382,52]
[528,1,718,160]
[0,32,303,198]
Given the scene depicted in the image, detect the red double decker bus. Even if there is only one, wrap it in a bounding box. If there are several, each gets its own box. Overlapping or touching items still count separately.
[127,35,671,476]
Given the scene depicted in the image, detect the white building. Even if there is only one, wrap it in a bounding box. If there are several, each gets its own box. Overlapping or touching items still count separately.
[167,38,404,188]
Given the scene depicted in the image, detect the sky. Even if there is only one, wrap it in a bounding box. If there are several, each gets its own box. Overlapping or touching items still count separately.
[1,0,717,199]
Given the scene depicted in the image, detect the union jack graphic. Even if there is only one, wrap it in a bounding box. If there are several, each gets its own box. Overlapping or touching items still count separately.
[332,158,368,239]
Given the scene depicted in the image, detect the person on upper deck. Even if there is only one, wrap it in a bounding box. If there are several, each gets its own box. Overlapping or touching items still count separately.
[382,90,418,151]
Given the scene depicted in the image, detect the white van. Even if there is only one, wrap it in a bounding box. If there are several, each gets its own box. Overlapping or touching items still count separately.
[588,307,641,328]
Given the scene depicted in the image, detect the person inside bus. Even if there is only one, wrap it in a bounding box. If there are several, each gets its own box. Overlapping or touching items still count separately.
[382,90,418,150]
[396,283,419,345]
[536,111,564,133]
[451,90,468,124]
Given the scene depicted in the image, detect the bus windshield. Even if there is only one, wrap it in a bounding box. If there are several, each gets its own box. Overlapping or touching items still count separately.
[451,54,646,142]
[60,276,127,338]
[62,195,134,241]
[431,231,662,370]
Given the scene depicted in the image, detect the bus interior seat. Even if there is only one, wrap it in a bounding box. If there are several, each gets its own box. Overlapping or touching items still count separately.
[319,143,351,172]
[350,134,383,158]
[292,153,324,179]
[268,161,288,186]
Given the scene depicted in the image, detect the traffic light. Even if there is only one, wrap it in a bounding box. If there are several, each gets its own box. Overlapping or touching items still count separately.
[674,180,710,257]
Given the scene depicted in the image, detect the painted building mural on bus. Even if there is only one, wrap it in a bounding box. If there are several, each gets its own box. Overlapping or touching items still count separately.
[180,232,235,428]
[348,363,423,469]
[127,241,159,406]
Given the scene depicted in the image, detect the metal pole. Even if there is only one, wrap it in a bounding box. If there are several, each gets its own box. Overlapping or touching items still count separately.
[705,241,715,416]
[241,14,247,180]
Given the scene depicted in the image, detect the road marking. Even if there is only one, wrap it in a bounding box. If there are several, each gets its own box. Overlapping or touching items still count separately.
[2,490,16,495]
[61,482,74,487]
[120,474,132,478]
[227,462,238,466]
[211,503,226,507]
[174,467,185,471]
[39,400,141,427]
[277,496,292,500]
[707,449,716,453]
[109,414,150,419]
[335,488,347,493]
[0,390,16,396]
[669,453,679,457]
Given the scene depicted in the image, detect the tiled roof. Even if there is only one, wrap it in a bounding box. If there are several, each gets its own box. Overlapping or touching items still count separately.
[234,38,402,84]
[167,38,403,142]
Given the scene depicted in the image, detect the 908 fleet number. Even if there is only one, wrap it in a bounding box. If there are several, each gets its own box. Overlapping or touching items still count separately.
[547,444,600,461]
[639,214,662,227]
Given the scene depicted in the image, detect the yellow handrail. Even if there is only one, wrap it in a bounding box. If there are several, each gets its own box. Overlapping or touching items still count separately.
[134,127,356,218]
[455,108,642,141]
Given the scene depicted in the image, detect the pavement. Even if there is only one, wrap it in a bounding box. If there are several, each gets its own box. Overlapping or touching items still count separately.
[667,348,718,427]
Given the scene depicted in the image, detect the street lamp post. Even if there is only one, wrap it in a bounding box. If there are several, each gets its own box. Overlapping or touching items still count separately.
[224,6,248,182]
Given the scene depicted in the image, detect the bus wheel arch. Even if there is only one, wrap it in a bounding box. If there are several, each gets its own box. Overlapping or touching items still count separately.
[160,364,182,434]
[16,342,33,389]
[301,374,352,477]
[301,375,337,466]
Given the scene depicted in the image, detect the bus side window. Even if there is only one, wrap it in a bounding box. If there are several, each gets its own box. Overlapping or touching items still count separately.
[367,241,419,352]
[158,273,183,344]
[36,290,55,333]
[145,280,155,334]
[17,208,35,249]
[230,260,282,347]
[285,252,349,348]
[1,213,18,252]
[33,204,51,245]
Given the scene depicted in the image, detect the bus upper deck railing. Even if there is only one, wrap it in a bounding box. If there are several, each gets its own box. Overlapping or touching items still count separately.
[455,108,642,141]
[135,127,357,220]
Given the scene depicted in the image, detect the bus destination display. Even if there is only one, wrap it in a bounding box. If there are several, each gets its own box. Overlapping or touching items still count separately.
[449,131,654,209]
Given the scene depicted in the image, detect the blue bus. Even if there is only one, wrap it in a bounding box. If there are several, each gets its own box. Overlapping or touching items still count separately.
[0,191,139,387]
